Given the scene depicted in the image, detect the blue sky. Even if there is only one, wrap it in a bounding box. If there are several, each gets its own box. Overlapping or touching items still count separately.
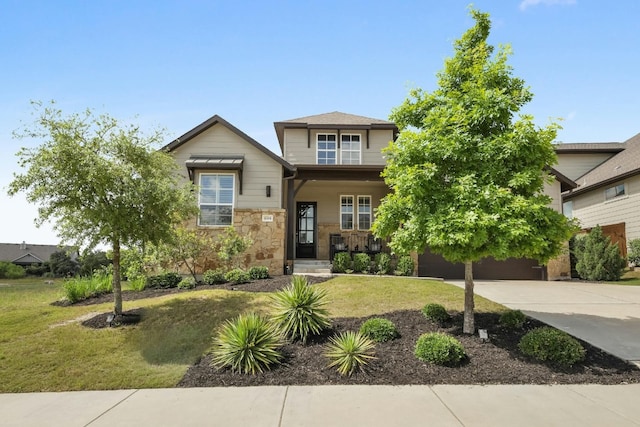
[1,0,639,246]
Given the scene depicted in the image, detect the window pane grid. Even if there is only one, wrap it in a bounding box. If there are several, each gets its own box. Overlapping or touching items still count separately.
[317,133,337,165]
[357,196,371,230]
[341,134,361,165]
[340,195,354,230]
[199,174,234,226]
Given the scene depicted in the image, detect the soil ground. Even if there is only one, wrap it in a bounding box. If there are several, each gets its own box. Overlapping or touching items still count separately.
[76,276,640,385]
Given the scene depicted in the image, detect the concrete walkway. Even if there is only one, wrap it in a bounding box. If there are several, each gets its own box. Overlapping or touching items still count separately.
[448,280,640,364]
[3,384,640,426]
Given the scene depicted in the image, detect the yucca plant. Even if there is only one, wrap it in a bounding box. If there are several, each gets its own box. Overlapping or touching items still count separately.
[270,275,331,344]
[210,313,283,375]
[325,331,376,376]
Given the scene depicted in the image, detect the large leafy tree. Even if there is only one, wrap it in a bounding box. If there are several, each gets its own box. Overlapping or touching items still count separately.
[373,9,576,334]
[8,102,198,315]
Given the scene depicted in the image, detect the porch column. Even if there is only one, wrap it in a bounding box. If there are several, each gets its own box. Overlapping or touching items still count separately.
[287,179,295,261]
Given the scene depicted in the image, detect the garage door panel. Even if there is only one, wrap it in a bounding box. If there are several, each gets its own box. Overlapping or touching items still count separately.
[418,249,545,280]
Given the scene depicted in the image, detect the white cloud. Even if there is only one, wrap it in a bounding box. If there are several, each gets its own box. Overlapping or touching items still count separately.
[519,0,577,11]
[566,111,577,121]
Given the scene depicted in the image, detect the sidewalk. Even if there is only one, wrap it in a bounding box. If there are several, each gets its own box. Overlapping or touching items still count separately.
[3,384,640,426]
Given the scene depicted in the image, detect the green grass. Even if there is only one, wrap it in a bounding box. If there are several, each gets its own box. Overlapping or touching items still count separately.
[609,269,640,286]
[0,275,505,392]
[318,275,505,317]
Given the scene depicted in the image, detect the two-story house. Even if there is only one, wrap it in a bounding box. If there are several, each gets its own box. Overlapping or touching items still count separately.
[166,111,573,280]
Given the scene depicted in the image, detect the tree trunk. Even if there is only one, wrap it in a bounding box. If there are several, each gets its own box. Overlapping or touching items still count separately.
[112,239,123,315]
[463,260,475,334]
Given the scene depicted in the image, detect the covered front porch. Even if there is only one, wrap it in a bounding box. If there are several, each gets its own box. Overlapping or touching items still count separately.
[285,166,391,263]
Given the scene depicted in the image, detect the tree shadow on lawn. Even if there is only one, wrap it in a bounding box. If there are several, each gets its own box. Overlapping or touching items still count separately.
[122,293,265,366]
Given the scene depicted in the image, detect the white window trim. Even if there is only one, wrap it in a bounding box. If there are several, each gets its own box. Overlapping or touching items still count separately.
[340,195,354,230]
[357,195,372,230]
[198,172,235,227]
[316,133,338,165]
[340,134,362,165]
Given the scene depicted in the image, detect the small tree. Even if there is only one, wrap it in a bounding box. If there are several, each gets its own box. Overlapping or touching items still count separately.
[153,227,215,281]
[627,238,640,267]
[48,250,79,277]
[373,8,576,334]
[78,250,111,277]
[8,102,198,315]
[574,226,626,281]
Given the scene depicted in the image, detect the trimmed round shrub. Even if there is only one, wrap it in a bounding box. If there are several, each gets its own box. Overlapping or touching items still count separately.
[211,313,283,374]
[224,268,250,284]
[499,309,526,329]
[353,253,371,273]
[146,272,182,289]
[518,326,586,367]
[421,303,451,324]
[359,318,399,342]
[325,331,376,376]
[270,275,331,344]
[203,268,226,285]
[332,252,352,273]
[395,255,415,276]
[414,332,465,365]
[248,266,270,280]
[178,276,196,289]
[374,252,392,275]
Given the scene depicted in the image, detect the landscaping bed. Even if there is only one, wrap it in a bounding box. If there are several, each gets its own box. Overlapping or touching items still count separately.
[176,309,640,387]
[75,275,640,386]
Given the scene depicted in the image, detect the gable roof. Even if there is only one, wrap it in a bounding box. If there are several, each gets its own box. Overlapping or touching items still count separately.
[274,111,398,150]
[0,243,75,265]
[564,132,640,199]
[163,115,294,173]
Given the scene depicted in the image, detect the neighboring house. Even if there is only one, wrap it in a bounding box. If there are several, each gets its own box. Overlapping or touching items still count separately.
[559,132,640,257]
[167,111,574,280]
[0,242,75,267]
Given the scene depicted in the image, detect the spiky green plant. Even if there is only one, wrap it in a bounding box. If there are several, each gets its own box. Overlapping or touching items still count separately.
[210,313,283,375]
[325,331,376,376]
[270,275,331,344]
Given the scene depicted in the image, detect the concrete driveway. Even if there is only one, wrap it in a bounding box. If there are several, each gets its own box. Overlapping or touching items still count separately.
[447,280,640,365]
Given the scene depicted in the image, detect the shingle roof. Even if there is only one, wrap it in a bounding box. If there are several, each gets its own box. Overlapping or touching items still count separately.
[0,243,76,265]
[274,111,398,149]
[553,142,626,154]
[564,132,640,199]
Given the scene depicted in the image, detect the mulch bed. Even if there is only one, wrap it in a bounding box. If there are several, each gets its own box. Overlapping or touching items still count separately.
[71,275,640,385]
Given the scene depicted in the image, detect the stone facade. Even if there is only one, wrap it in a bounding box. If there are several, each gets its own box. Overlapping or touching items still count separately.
[546,243,572,280]
[196,208,287,276]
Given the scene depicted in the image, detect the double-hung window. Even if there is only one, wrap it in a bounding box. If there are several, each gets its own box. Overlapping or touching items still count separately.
[317,134,337,164]
[357,196,372,230]
[341,134,361,164]
[199,173,234,226]
[340,195,354,230]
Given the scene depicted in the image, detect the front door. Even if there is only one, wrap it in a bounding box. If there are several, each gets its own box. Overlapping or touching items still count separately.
[296,202,316,258]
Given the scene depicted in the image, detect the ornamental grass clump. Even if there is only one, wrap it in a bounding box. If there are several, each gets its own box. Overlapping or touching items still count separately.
[359,318,399,342]
[421,303,451,325]
[518,326,586,367]
[270,275,331,344]
[414,332,465,366]
[210,313,283,375]
[325,331,376,376]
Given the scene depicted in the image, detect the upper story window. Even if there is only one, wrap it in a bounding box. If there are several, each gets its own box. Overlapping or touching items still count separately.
[317,134,337,164]
[562,201,573,218]
[341,134,361,164]
[605,183,625,201]
[198,173,234,226]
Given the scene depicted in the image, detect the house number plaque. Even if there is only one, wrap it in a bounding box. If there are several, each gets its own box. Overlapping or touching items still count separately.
[262,214,274,222]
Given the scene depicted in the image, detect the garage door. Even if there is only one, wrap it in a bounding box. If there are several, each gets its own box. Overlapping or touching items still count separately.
[418,248,546,280]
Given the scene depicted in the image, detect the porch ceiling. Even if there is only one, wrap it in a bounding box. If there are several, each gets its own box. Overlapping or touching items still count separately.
[294,165,385,181]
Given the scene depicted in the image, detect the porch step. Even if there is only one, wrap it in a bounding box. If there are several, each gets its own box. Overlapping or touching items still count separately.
[293,260,332,275]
